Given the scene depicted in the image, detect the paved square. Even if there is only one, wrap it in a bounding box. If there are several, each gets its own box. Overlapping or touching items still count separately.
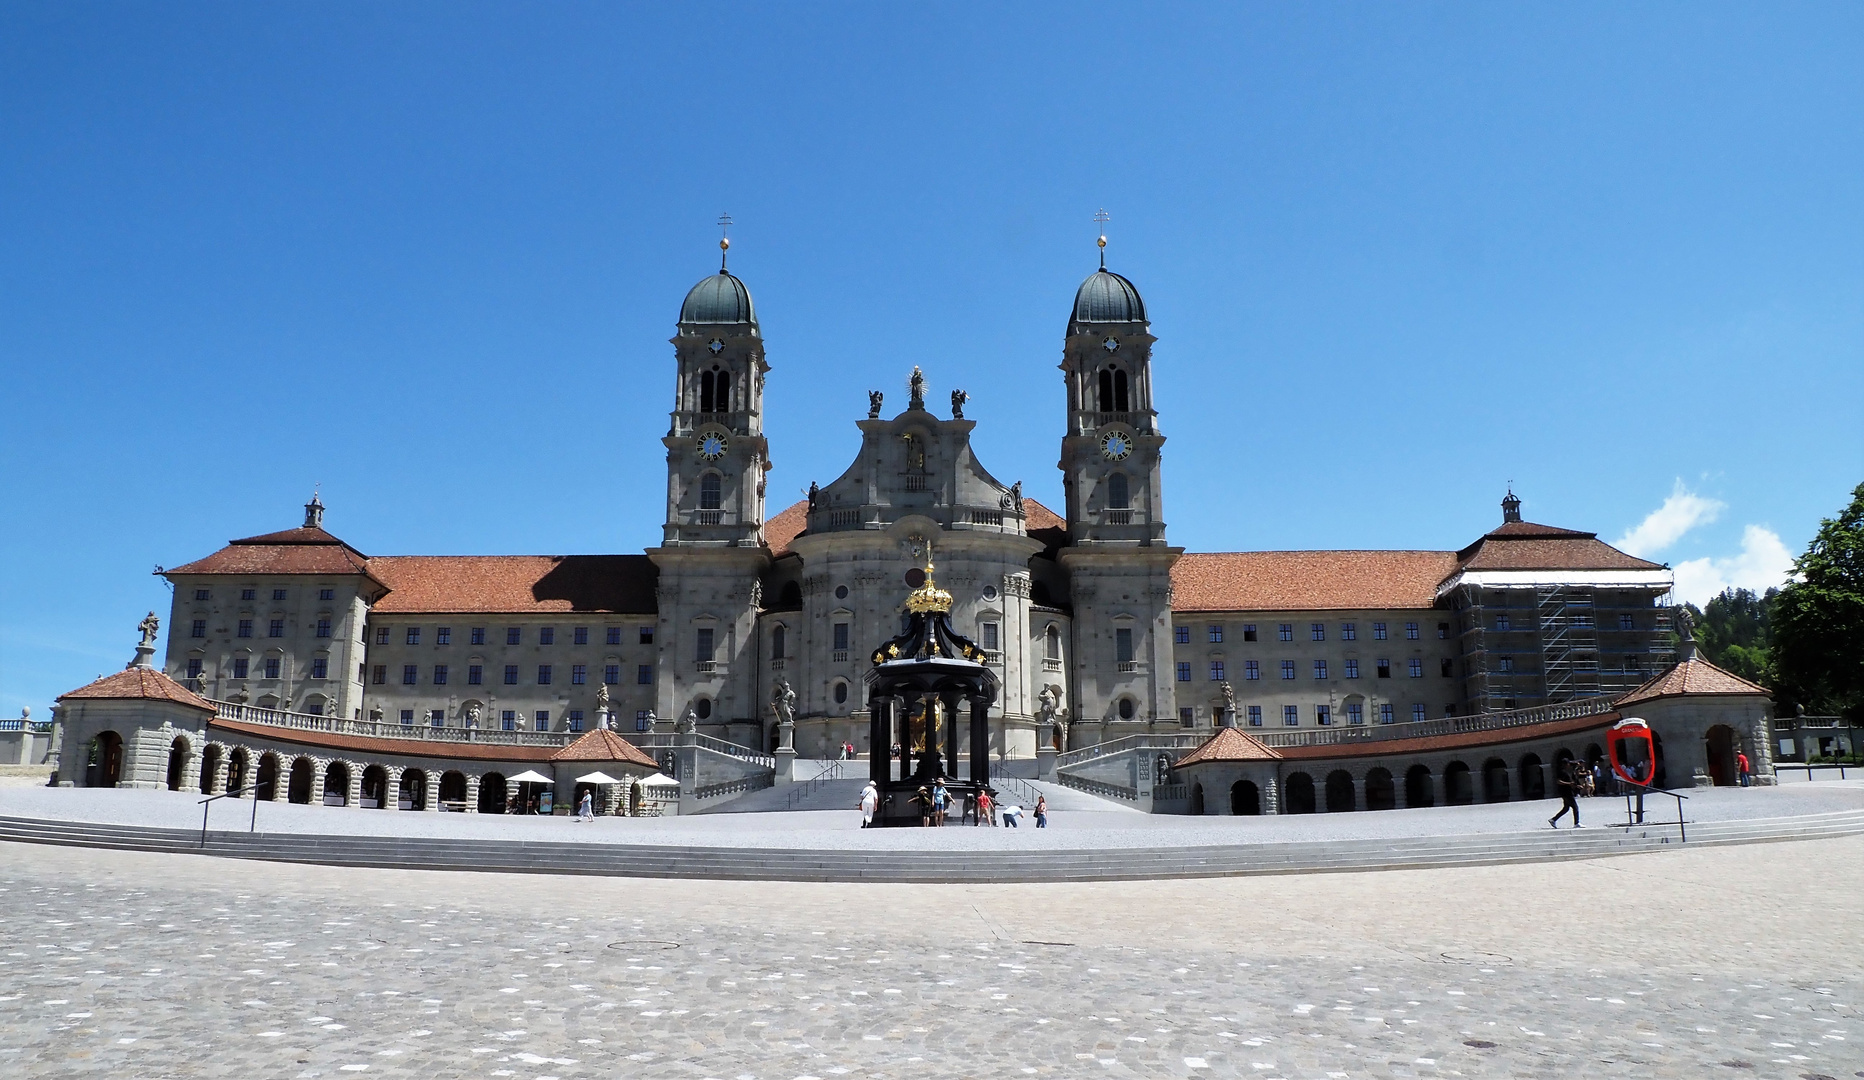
[2,837,1860,1078]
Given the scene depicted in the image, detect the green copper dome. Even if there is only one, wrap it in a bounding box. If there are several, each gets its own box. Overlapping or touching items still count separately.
[680,270,756,326]
[1071,268,1146,330]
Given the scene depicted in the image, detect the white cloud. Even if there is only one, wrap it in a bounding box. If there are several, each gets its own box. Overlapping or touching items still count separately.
[1614,480,1725,558]
[1670,525,1797,608]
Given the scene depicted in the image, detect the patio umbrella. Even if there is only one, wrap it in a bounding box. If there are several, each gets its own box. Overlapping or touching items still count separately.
[575,770,621,785]
[508,769,552,784]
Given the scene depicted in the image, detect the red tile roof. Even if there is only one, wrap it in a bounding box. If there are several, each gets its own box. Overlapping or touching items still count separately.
[58,667,216,711]
[1173,726,1283,767]
[370,555,658,614]
[1453,521,1663,572]
[550,728,660,768]
[1171,550,1459,612]
[208,717,560,762]
[1615,656,1771,707]
[167,525,380,580]
[1271,709,1622,762]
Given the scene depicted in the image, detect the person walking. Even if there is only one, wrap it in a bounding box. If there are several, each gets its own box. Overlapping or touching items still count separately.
[912,785,934,828]
[1737,748,1752,787]
[1549,761,1583,828]
[858,780,879,828]
[931,779,950,827]
[977,787,995,827]
[1033,794,1048,829]
[576,790,594,822]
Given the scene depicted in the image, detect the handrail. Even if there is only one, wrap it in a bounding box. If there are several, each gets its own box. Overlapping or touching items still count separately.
[627,731,775,769]
[988,773,1043,808]
[196,785,259,845]
[786,759,846,809]
[1055,733,1207,769]
[1605,785,1690,842]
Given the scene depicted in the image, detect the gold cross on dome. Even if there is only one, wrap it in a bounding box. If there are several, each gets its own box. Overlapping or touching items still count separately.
[1094,208,1111,267]
[717,212,733,270]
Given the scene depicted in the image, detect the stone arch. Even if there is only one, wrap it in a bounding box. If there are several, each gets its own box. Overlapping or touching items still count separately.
[322,760,351,806]
[199,743,223,795]
[1116,696,1136,721]
[1365,767,1396,811]
[1481,757,1510,803]
[438,770,467,808]
[1705,725,1737,786]
[771,622,787,661]
[361,764,390,809]
[1283,772,1316,815]
[1324,769,1356,813]
[398,769,426,810]
[478,772,508,815]
[256,693,281,710]
[1231,779,1261,816]
[166,735,191,791]
[1517,753,1546,800]
[255,753,280,801]
[1404,763,1434,808]
[1044,623,1062,660]
[1188,782,1205,816]
[287,757,315,803]
[698,470,723,512]
[1444,760,1474,805]
[92,731,125,788]
[226,747,250,796]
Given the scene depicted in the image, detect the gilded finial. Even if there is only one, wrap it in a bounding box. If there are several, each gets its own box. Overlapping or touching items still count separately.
[717,212,733,272]
[1094,208,1111,269]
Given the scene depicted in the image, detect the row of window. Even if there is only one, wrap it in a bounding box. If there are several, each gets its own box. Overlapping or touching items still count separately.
[193,588,338,603]
[1174,621,1446,645]
[187,656,334,681]
[1176,657,1451,681]
[370,663,654,687]
[1176,702,1439,726]
[392,707,658,733]
[193,617,334,640]
[1489,613,1639,631]
[375,625,654,647]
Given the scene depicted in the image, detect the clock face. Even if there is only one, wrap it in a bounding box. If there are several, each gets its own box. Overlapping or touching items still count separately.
[1102,336,1119,353]
[1100,430,1132,460]
[697,432,729,460]
[707,338,725,355]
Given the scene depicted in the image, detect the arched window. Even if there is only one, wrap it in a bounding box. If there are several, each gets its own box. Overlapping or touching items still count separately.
[715,370,730,411]
[771,624,786,660]
[833,681,849,705]
[1117,697,1136,720]
[1097,369,1114,412]
[1107,473,1129,510]
[1113,369,1129,411]
[699,473,722,511]
[1045,624,1061,660]
[694,697,713,721]
[699,370,715,413]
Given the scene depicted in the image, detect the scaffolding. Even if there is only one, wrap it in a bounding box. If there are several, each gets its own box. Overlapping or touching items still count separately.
[1536,585,1601,703]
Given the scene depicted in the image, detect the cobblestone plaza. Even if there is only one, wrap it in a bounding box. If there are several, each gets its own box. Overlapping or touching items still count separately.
[4,835,1860,1079]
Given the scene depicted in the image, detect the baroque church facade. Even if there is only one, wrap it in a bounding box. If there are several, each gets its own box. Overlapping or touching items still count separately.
[153,243,1687,765]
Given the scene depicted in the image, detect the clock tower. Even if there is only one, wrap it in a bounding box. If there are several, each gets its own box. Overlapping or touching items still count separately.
[1056,232,1183,733]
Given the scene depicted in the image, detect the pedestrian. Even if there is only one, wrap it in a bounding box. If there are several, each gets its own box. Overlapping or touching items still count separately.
[1549,761,1583,829]
[932,779,950,827]
[977,787,995,827]
[962,789,979,826]
[1033,794,1048,829]
[858,780,879,828]
[1737,748,1752,787]
[986,788,1000,827]
[912,785,934,827]
[577,790,594,822]
[1001,803,1021,828]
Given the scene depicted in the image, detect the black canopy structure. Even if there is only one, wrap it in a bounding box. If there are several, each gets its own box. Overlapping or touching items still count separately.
[863,544,1000,827]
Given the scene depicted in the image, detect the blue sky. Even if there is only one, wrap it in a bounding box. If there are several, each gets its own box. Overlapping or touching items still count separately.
[3,3,1861,716]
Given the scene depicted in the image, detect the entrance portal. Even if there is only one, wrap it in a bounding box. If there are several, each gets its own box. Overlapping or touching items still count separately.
[1706,725,1738,786]
[1284,772,1316,814]
[1231,779,1260,815]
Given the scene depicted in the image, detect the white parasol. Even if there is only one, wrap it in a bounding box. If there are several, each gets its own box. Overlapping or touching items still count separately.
[507,769,552,784]
[575,770,622,785]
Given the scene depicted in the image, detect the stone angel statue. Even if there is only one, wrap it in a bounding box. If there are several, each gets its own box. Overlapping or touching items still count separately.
[137,611,161,647]
[950,388,967,418]
[868,390,884,418]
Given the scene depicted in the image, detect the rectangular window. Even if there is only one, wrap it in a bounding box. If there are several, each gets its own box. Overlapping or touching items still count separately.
[232,658,249,679]
[1174,625,1190,645]
[1441,658,1454,678]
[267,618,284,638]
[539,627,555,646]
[1278,623,1293,642]
[571,664,587,685]
[1438,622,1450,639]
[401,709,415,726]
[1176,661,1192,682]
[640,626,654,645]
[1115,628,1134,664]
[191,619,206,638]
[1408,658,1424,678]
[504,664,519,685]
[1209,661,1225,681]
[635,709,652,731]
[404,627,419,645]
[1341,622,1356,641]
[402,664,418,685]
[637,664,653,685]
[241,588,256,601]
[1626,654,1642,673]
[1377,659,1392,678]
[507,627,522,646]
[263,657,281,679]
[1496,613,1510,630]
[1499,655,1514,673]
[1280,660,1295,680]
[1380,702,1395,724]
[537,664,553,685]
[1247,705,1263,727]
[318,588,335,601]
[697,628,716,662]
[1179,707,1195,727]
[237,618,253,638]
[1313,659,1328,679]
[1242,624,1258,642]
[193,588,211,601]
[568,709,584,732]
[1619,613,1635,631]
[1412,703,1427,722]
[1346,702,1363,725]
[1207,625,1224,643]
[468,664,483,685]
[981,622,999,651]
[1316,704,1331,726]
[574,627,588,646]
[534,710,549,732]
[1283,704,1299,726]
[606,627,622,646]
[604,663,620,685]
[1344,658,1359,678]
[1244,659,1260,681]
[431,709,445,728]
[436,627,451,645]
[471,627,486,646]
[1311,623,1325,641]
[1444,703,1458,717]
[376,627,390,645]
[185,658,203,679]
[315,617,332,639]
[308,658,327,679]
[1405,622,1420,640]
[370,664,385,685]
[501,710,516,731]
[1372,622,1388,640]
[272,589,287,601]
[433,664,448,685]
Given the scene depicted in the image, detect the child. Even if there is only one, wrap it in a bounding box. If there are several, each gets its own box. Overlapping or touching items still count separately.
[977,788,995,827]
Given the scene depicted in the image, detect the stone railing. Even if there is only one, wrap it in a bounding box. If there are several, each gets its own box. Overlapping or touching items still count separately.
[211,700,575,748]
[0,719,52,733]
[1055,732,1208,770]
[628,732,775,769]
[1053,772,1137,801]
[1247,695,1620,750]
[693,774,775,801]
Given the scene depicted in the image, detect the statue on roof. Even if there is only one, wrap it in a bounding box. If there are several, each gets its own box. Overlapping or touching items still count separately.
[677,704,698,734]
[908,366,926,410]
[1674,606,1695,643]
[868,390,884,419]
[137,611,160,648]
[464,702,480,728]
[807,481,820,511]
[950,388,967,419]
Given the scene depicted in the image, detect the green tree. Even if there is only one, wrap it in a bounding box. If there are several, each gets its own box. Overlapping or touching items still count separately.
[1772,482,1864,719]
[1687,587,1776,687]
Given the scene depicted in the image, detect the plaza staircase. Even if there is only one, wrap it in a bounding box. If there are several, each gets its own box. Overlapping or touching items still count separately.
[2,805,1862,884]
